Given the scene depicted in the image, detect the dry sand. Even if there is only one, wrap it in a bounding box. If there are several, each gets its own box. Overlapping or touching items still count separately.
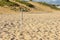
[0,12,60,40]
[0,1,60,40]
[20,12,60,40]
[0,13,21,40]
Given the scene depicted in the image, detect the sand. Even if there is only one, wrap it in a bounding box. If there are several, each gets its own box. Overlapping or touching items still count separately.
[0,12,60,40]
[0,1,60,40]
[0,13,21,40]
[20,12,60,40]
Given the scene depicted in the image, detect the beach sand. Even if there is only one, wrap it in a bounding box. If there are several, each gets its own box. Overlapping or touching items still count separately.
[20,12,60,40]
[0,13,21,40]
[0,12,60,40]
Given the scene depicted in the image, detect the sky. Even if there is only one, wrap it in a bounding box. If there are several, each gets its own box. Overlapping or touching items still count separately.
[32,0,60,5]
[24,0,60,5]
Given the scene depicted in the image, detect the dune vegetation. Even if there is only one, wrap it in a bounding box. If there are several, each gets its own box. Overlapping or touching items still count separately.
[38,2,60,10]
[0,0,60,12]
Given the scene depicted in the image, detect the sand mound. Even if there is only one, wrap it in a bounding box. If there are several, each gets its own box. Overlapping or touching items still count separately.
[28,1,58,12]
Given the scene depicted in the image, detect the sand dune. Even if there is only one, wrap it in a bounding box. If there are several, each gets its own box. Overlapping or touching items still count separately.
[28,2,60,12]
[0,1,60,40]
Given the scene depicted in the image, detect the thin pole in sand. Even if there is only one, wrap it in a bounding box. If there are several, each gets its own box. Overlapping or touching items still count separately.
[20,9,24,31]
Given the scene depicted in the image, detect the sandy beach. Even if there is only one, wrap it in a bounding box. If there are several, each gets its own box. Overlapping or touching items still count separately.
[0,0,60,40]
[0,13,21,40]
[0,12,60,40]
[20,12,60,40]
